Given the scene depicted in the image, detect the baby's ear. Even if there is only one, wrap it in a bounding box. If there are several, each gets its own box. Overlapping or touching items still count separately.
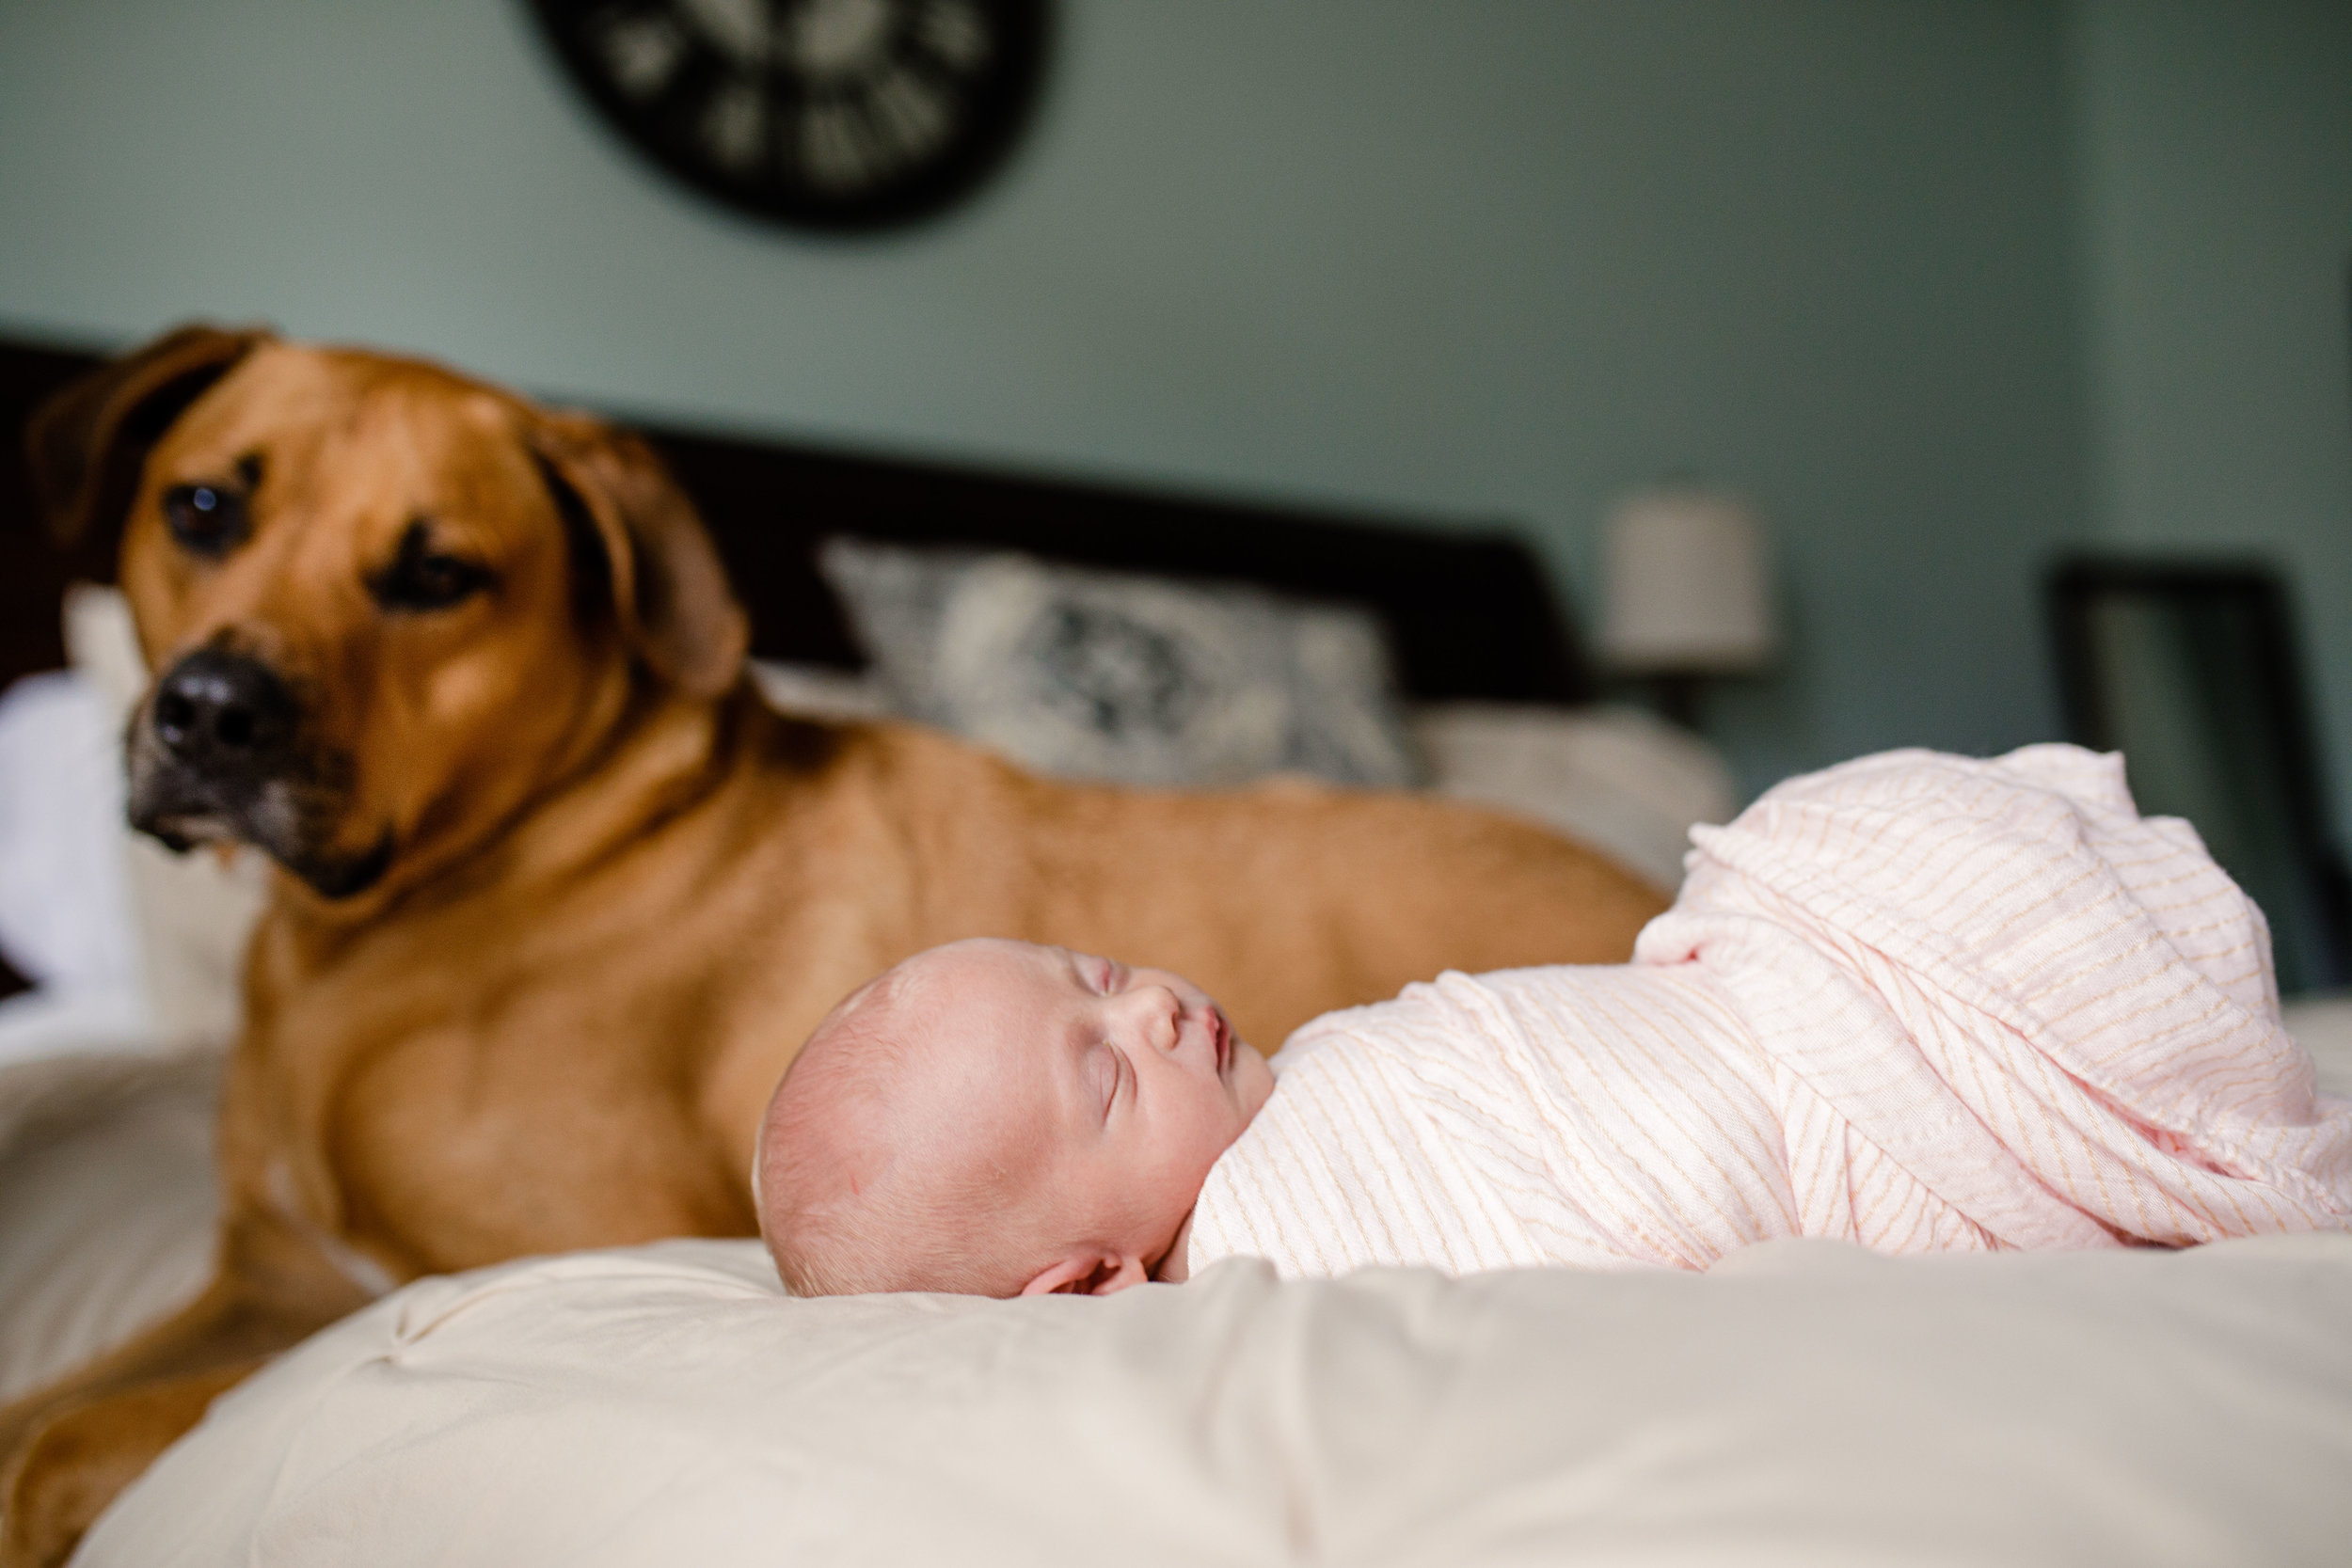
[1020,1253,1152,1297]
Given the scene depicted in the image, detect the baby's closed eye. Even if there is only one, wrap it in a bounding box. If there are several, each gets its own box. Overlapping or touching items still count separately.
[1089,1043,1120,1119]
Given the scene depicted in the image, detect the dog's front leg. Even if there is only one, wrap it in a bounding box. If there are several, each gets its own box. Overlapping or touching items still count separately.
[0,1360,260,1568]
[0,1206,374,1567]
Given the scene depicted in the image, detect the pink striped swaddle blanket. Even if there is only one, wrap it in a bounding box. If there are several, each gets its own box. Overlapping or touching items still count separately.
[1188,745,2352,1276]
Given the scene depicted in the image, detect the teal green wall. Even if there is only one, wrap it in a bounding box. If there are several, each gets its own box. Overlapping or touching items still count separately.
[2067,0,2352,836]
[0,2,2153,802]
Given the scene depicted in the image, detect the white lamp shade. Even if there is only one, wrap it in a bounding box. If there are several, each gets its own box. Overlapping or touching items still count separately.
[1598,487,1777,674]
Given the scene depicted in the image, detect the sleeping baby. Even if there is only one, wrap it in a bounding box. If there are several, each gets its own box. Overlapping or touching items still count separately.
[755,745,2352,1297]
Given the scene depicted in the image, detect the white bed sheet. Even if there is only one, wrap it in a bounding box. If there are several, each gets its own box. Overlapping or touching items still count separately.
[78,1233,2352,1568]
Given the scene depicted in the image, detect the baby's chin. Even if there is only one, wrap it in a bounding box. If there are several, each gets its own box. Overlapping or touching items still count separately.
[1233,1042,1278,1126]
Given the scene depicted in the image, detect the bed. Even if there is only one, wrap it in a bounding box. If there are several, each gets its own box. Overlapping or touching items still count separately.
[3,335,2348,1565]
[14,1058,2352,1568]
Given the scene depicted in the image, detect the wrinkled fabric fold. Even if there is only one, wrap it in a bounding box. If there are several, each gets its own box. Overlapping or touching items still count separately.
[1192,746,2352,1278]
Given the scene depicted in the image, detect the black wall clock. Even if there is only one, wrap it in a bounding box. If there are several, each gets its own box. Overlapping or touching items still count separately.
[528,0,1050,232]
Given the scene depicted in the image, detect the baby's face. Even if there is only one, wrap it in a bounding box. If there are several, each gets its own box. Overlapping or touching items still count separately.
[889,939,1275,1291]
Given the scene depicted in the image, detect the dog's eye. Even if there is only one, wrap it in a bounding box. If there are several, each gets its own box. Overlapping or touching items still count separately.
[161,483,249,557]
[371,523,495,613]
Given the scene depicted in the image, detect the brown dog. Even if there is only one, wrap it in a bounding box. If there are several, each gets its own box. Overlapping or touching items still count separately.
[0,327,1666,1564]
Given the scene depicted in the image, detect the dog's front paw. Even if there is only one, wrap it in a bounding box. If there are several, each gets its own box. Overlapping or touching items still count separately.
[0,1376,227,1568]
[1,1406,126,1568]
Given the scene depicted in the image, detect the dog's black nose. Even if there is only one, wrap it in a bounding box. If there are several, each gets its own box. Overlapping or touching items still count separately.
[151,650,297,771]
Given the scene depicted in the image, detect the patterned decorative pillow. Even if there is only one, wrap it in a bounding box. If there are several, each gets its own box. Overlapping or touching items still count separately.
[818,540,1422,788]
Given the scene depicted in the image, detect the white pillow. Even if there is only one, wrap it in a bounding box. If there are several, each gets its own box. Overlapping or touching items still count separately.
[818,539,1422,788]
[0,586,266,1066]
[746,658,894,721]
[0,669,138,1001]
[1412,702,1736,891]
[82,1234,2352,1567]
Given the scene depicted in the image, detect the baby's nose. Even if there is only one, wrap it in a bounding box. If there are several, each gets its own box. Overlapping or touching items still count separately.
[1119,984,1183,1051]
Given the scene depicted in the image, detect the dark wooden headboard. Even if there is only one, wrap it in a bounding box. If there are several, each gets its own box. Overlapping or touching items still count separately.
[1,335,1593,705]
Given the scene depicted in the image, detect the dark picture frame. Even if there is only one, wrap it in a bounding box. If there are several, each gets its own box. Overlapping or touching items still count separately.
[2048,556,2352,995]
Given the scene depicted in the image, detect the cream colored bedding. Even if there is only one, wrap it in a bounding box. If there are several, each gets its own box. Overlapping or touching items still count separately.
[78,1234,2352,1567]
[0,1052,216,1405]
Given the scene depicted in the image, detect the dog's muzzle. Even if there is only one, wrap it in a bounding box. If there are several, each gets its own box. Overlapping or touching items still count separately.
[129,648,389,898]
[150,648,299,781]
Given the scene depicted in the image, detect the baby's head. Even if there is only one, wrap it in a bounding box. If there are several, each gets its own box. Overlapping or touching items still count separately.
[755,939,1275,1298]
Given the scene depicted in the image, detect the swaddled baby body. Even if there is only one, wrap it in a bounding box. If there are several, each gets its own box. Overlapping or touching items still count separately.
[755,746,2352,1297]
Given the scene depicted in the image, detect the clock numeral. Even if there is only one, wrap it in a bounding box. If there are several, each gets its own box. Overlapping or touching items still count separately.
[787,0,896,80]
[799,96,879,190]
[590,5,689,97]
[794,63,951,191]
[678,0,771,67]
[863,61,954,165]
[701,74,768,172]
[912,0,991,73]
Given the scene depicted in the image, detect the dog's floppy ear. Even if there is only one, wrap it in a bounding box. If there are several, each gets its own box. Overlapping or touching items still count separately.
[530,412,749,699]
[25,323,272,547]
